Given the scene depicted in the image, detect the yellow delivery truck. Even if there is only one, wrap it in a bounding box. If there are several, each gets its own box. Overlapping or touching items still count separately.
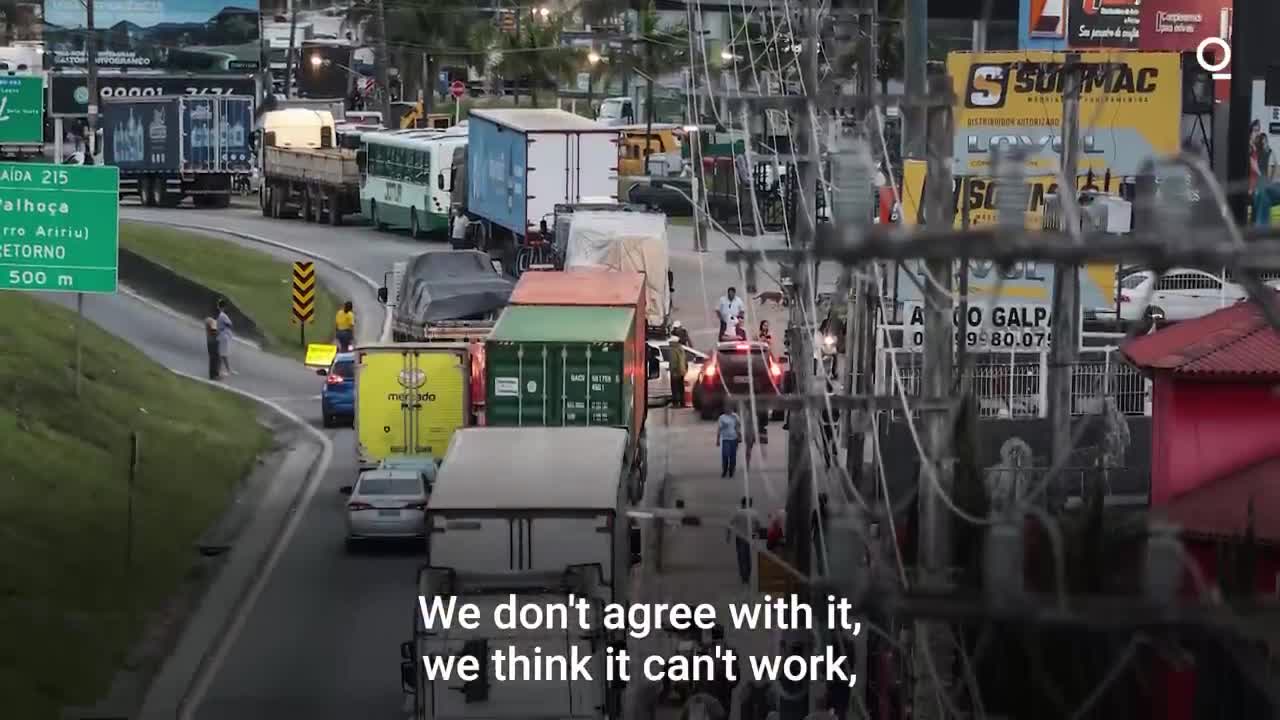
[354,343,472,471]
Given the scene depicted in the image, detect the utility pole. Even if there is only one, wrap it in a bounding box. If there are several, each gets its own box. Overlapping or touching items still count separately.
[1048,54,1082,474]
[375,0,392,127]
[285,0,297,99]
[902,0,928,159]
[911,71,956,720]
[686,2,708,253]
[780,5,821,719]
[77,0,98,399]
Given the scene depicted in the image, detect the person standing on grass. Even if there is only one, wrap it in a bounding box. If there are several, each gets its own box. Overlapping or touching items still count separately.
[216,298,235,378]
[715,407,741,478]
[334,301,356,351]
[204,316,220,380]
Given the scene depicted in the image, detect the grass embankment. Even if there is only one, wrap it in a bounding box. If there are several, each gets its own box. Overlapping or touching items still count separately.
[0,292,271,719]
[120,223,341,359]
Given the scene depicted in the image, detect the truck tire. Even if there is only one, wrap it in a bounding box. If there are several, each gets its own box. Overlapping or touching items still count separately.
[211,193,231,209]
[302,189,314,222]
[260,185,271,216]
[370,200,387,230]
[140,177,155,207]
[271,184,286,218]
[158,187,181,208]
[328,191,342,226]
[409,208,421,239]
[313,191,326,223]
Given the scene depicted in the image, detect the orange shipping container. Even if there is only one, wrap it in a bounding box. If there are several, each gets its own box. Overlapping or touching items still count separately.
[509,268,649,442]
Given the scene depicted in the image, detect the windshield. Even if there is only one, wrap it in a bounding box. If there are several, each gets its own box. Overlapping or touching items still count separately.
[598,100,625,120]
[1120,273,1149,290]
[358,475,422,495]
[332,361,354,379]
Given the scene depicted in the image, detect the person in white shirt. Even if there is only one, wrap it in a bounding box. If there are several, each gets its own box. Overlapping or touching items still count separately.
[717,287,745,339]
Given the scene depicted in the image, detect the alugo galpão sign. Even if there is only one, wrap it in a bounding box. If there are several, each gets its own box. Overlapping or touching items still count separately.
[903,302,1053,352]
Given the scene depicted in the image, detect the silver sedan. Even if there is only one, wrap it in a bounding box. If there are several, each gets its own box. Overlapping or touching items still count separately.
[341,469,430,547]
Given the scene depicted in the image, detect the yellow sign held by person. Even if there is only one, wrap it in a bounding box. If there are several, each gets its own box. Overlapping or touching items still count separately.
[305,343,338,368]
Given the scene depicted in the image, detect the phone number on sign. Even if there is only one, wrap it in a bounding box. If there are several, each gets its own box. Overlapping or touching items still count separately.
[910,329,1052,349]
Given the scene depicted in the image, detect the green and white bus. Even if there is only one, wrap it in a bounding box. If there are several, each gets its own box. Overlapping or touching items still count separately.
[359,130,466,238]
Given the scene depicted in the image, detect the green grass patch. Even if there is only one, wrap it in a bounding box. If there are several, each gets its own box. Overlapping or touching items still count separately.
[120,223,341,359]
[0,292,271,719]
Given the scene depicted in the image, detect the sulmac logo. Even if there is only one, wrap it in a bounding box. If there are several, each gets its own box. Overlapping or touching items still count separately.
[965,64,1012,109]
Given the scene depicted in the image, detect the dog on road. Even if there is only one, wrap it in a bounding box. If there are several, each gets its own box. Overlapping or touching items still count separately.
[755,290,787,307]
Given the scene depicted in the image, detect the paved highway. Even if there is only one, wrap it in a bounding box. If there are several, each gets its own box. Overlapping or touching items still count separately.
[109,207,785,719]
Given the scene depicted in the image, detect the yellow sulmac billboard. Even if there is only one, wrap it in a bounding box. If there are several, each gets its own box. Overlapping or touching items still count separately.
[896,159,1118,309]
[948,50,1182,177]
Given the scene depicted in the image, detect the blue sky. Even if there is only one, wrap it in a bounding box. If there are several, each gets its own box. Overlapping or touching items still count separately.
[44,0,253,28]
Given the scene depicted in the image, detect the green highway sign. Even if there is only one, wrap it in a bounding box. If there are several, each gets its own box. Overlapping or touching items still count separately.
[0,77,44,144]
[0,163,119,294]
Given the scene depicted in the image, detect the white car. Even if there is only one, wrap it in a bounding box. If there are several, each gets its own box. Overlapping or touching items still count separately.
[340,468,430,547]
[1117,268,1246,325]
[646,339,708,406]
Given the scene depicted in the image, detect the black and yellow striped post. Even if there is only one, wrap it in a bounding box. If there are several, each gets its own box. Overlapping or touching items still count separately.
[292,261,316,346]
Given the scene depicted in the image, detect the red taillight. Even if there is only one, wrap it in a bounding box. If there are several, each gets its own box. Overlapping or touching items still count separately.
[348,501,373,511]
[1117,293,1131,303]
[769,362,782,378]
[326,373,344,385]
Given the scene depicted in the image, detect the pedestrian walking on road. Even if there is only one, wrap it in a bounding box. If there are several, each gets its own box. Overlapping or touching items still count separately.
[216,299,235,378]
[728,497,760,585]
[204,316,220,380]
[335,301,356,351]
[716,408,741,478]
[669,335,688,408]
[742,412,758,470]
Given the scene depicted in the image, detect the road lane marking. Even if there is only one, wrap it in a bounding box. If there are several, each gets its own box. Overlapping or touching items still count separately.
[170,370,334,720]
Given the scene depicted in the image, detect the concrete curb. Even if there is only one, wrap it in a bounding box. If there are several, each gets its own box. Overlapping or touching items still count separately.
[137,371,334,720]
[122,218,394,344]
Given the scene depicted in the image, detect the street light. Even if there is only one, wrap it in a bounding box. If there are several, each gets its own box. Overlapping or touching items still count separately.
[538,6,550,18]
[587,50,601,65]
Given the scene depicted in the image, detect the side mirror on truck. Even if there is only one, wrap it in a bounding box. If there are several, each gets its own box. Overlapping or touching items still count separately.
[377,287,388,304]
[629,523,642,566]
[400,661,416,693]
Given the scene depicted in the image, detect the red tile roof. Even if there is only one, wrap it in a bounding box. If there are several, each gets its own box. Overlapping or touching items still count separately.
[1121,295,1280,379]
[1158,456,1280,544]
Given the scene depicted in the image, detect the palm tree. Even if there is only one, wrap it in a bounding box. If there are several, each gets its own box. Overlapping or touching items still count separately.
[492,13,583,107]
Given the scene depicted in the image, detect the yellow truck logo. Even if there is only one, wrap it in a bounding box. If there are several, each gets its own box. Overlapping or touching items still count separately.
[355,348,468,466]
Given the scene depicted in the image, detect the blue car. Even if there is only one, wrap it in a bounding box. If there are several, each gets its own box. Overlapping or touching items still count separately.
[319,352,355,428]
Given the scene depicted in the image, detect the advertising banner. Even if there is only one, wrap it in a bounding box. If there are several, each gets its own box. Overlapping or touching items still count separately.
[1138,0,1232,51]
[949,50,1181,177]
[102,98,181,172]
[42,0,260,72]
[896,159,1119,311]
[50,73,257,116]
[0,76,44,143]
[902,301,1054,352]
[1030,0,1067,38]
[1068,0,1141,48]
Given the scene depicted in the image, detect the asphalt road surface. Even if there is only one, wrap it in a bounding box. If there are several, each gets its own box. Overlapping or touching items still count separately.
[106,206,787,719]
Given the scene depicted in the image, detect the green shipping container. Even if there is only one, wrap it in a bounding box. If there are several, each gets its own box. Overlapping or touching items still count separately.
[485,305,639,433]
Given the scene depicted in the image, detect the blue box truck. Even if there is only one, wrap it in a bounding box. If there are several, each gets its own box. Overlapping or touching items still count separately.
[103,94,253,209]
[464,108,619,275]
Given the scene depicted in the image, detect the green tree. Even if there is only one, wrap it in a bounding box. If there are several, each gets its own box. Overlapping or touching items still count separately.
[585,3,689,98]
[492,13,583,107]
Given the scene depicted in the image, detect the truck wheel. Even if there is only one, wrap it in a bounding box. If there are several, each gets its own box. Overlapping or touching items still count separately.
[302,189,314,222]
[210,194,231,209]
[140,178,154,207]
[328,191,342,225]
[271,185,285,218]
[371,201,387,231]
[409,209,421,239]
[260,185,271,217]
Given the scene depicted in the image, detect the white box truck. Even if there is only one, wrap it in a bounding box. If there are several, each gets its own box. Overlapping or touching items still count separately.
[400,426,637,720]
